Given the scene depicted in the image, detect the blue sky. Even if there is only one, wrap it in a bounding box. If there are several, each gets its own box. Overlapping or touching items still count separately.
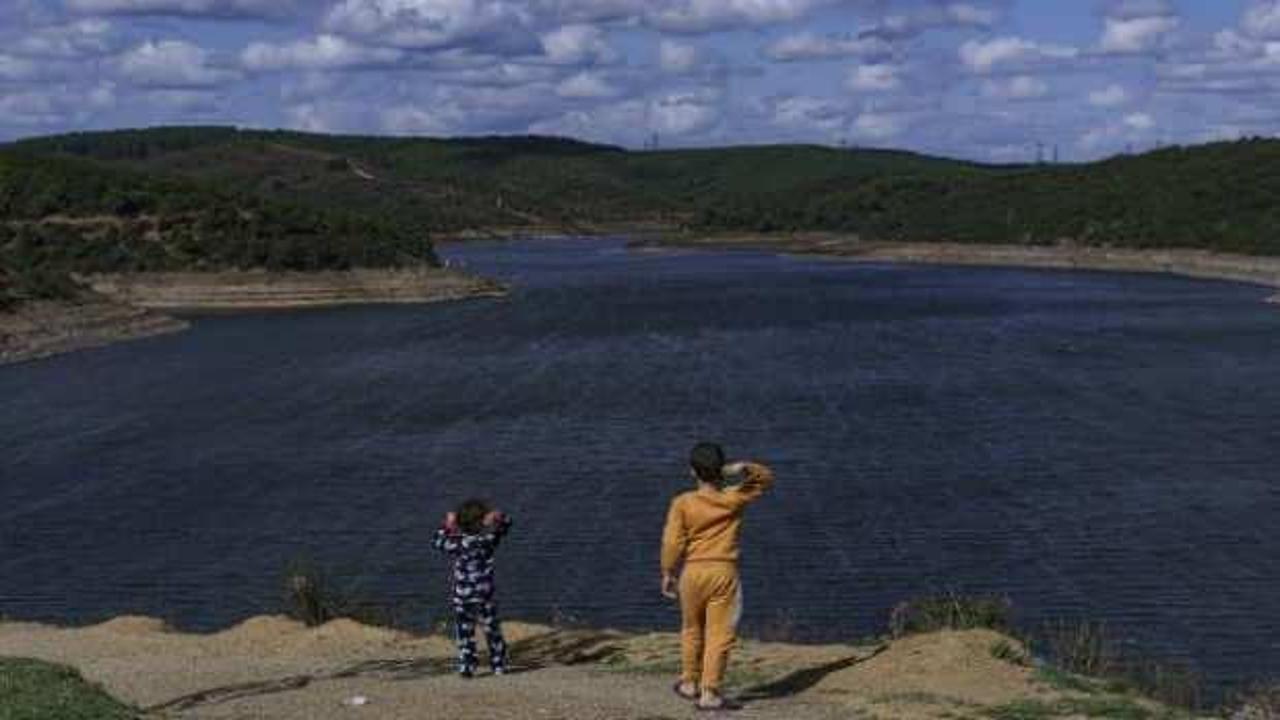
[1,0,1277,161]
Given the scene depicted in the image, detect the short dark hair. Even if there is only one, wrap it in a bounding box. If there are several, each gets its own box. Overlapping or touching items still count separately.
[456,498,491,534]
[690,442,726,486]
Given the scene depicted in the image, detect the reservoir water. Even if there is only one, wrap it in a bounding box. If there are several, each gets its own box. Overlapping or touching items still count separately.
[1,238,1278,692]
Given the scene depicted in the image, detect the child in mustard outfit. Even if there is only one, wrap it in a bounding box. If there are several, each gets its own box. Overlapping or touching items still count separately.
[661,442,775,711]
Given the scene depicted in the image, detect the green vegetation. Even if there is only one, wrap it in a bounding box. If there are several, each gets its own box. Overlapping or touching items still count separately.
[888,591,1013,638]
[5,125,1280,309]
[0,657,137,720]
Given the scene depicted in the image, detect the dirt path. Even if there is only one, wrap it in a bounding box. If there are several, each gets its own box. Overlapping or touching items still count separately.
[0,615,1191,720]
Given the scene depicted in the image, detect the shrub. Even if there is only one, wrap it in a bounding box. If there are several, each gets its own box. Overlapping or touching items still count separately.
[888,591,1013,638]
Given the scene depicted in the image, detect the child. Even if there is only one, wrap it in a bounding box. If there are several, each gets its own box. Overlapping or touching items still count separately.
[661,442,775,711]
[433,499,512,677]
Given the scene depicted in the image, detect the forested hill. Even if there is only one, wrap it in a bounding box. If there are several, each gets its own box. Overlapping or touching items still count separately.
[4,126,1280,307]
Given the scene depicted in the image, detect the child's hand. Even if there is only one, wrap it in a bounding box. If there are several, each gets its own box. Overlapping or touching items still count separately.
[444,512,458,530]
[483,510,504,526]
[661,573,678,600]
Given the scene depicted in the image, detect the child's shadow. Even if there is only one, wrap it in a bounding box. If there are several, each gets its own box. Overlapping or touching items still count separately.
[331,628,626,681]
[735,643,888,702]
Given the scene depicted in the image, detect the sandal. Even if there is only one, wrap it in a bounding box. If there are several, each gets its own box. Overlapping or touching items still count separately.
[694,696,742,712]
[672,681,699,701]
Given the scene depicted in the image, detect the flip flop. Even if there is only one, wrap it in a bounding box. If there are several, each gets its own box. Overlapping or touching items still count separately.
[672,681,699,701]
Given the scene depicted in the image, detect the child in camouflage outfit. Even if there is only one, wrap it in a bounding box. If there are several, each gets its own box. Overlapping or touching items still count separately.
[433,499,512,677]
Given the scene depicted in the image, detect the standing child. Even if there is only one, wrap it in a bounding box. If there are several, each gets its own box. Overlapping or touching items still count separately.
[433,499,512,677]
[661,442,775,711]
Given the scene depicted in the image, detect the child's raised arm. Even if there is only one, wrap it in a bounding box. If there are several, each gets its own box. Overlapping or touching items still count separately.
[480,511,513,547]
[433,513,463,554]
[726,461,775,506]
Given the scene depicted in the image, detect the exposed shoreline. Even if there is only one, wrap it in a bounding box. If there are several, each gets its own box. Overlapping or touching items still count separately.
[0,268,507,366]
[630,232,1280,297]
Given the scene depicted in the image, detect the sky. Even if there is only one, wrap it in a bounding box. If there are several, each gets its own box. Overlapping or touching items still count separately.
[1,0,1278,161]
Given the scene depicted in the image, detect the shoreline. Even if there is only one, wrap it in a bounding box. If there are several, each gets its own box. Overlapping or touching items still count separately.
[0,268,508,366]
[629,232,1280,296]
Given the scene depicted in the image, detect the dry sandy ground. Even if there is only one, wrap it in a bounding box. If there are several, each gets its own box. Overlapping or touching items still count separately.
[0,615,1181,720]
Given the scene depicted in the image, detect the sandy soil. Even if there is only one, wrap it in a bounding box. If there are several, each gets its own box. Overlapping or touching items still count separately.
[0,616,1178,720]
[634,233,1280,294]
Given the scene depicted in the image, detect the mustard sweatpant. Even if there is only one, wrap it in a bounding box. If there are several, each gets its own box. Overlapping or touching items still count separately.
[679,562,742,693]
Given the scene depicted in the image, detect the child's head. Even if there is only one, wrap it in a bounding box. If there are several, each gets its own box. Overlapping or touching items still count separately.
[689,442,726,488]
[455,498,491,534]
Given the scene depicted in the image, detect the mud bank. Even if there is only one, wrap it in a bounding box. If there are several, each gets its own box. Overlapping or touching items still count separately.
[85,267,508,311]
[0,268,507,366]
[635,233,1280,294]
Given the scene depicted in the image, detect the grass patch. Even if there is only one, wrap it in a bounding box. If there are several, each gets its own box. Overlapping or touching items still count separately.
[986,696,1156,720]
[1229,680,1280,719]
[889,591,1013,638]
[281,559,407,629]
[1033,664,1102,694]
[991,639,1031,666]
[0,657,137,720]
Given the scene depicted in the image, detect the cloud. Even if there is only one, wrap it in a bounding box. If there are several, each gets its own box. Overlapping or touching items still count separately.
[1097,0,1179,54]
[117,39,240,88]
[645,0,831,34]
[851,111,903,140]
[981,75,1049,100]
[242,35,405,72]
[556,70,622,98]
[539,24,618,66]
[11,19,117,59]
[0,55,41,82]
[1243,1,1280,39]
[324,0,539,53]
[959,36,1078,74]
[763,32,894,62]
[649,89,722,135]
[1100,15,1179,54]
[1088,83,1129,107]
[770,94,849,133]
[67,0,290,18]
[868,1,1002,40]
[659,39,701,73]
[1123,111,1154,130]
[846,63,902,92]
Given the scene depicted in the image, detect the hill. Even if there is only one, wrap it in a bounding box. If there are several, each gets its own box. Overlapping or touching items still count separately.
[5,126,1280,311]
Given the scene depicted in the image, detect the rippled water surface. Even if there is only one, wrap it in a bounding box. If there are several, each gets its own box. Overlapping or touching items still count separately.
[2,238,1278,691]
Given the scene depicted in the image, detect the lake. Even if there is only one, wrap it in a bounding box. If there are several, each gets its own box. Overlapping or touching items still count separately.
[1,238,1277,693]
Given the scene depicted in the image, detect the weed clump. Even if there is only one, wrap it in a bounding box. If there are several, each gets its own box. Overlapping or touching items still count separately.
[888,591,1013,638]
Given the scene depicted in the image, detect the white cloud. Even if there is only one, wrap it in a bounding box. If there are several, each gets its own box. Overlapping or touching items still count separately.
[770,95,848,133]
[1088,84,1129,107]
[556,70,621,98]
[763,32,893,62]
[982,75,1049,100]
[659,39,701,73]
[1124,111,1154,130]
[649,89,722,135]
[13,20,116,59]
[851,111,902,140]
[540,24,617,66]
[0,54,40,81]
[1244,1,1280,39]
[242,35,405,72]
[872,1,1000,39]
[117,39,240,88]
[324,0,538,53]
[645,0,831,34]
[1100,15,1179,54]
[846,63,901,92]
[959,37,1078,74]
[67,0,287,18]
